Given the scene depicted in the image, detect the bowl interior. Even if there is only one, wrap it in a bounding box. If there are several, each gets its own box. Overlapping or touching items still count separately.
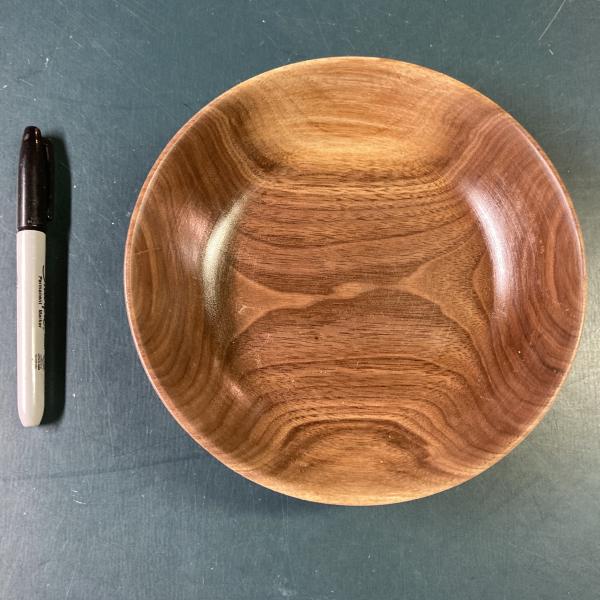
[125,58,585,505]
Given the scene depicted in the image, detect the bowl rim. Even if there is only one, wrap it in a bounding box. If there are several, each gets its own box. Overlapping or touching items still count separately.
[123,56,587,505]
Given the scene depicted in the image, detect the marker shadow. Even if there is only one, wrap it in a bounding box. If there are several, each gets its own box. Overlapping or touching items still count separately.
[41,133,71,425]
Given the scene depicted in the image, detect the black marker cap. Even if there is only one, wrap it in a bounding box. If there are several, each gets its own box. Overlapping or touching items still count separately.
[17,126,53,231]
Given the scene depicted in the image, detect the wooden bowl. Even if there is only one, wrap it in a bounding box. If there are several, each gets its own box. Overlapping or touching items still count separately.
[124,57,586,505]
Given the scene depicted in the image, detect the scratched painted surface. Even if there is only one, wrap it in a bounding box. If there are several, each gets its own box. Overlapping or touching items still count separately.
[0,1,599,599]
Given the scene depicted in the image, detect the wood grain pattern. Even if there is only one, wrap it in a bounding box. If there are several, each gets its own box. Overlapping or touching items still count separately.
[124,57,586,505]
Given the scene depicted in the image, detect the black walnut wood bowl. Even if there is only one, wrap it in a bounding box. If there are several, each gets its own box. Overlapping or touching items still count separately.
[124,57,586,505]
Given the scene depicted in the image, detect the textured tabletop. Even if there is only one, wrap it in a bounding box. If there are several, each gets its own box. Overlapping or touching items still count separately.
[1,1,599,599]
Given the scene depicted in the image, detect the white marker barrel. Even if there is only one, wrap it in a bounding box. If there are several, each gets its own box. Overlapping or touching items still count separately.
[17,229,46,427]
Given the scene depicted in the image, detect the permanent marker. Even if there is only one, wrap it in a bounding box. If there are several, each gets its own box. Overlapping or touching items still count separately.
[17,126,53,427]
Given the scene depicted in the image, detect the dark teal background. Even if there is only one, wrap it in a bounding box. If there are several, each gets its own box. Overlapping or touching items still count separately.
[1,1,599,598]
